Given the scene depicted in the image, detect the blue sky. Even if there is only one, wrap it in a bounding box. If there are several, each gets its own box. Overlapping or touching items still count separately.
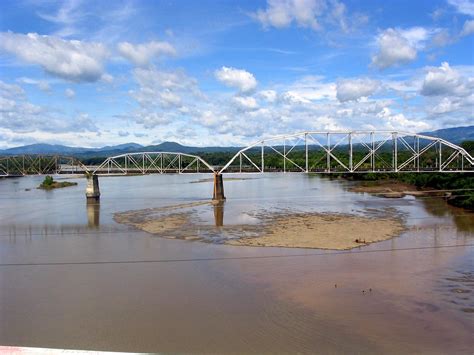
[0,0,473,148]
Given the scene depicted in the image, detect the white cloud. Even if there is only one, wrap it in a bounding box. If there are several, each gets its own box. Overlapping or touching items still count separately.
[461,19,474,36]
[371,28,430,69]
[215,66,257,93]
[430,97,461,114]
[336,78,379,102]
[233,96,259,110]
[132,110,171,129]
[16,77,52,92]
[38,81,51,92]
[131,67,200,109]
[252,0,366,33]
[0,80,97,134]
[447,0,474,16]
[253,0,324,30]
[420,62,471,97]
[126,66,204,129]
[0,32,109,82]
[65,88,75,98]
[117,41,176,67]
[258,90,278,102]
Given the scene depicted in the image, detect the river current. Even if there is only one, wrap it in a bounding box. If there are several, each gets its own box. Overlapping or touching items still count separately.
[0,173,473,353]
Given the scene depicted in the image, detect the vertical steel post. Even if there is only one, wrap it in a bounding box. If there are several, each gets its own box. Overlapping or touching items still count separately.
[439,140,442,172]
[283,139,286,173]
[349,133,353,172]
[416,136,420,172]
[371,132,375,172]
[305,133,308,173]
[239,154,242,173]
[394,133,398,172]
[327,133,330,172]
[261,142,264,173]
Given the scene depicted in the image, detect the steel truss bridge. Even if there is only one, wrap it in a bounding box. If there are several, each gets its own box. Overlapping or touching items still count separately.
[1,131,473,178]
[0,155,89,177]
[219,131,474,173]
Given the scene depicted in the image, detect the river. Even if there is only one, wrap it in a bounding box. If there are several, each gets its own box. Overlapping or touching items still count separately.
[0,173,473,353]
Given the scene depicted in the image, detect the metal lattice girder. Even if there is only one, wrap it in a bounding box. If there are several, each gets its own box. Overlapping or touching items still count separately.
[92,152,216,175]
[219,131,474,174]
[0,155,90,176]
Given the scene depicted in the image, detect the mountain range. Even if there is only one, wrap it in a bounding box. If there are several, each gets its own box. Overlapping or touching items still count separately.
[1,125,473,156]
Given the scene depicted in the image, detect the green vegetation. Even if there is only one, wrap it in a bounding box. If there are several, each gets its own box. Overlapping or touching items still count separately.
[38,175,78,190]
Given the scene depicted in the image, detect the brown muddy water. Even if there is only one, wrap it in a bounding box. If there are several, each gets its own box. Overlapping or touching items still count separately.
[0,173,473,354]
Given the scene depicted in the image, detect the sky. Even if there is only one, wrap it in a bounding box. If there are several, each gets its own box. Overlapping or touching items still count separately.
[0,0,473,148]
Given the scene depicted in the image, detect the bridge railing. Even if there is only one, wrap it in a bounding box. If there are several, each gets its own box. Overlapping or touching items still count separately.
[218,131,474,174]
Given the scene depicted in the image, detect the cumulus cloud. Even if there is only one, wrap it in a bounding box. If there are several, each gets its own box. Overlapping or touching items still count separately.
[371,28,434,69]
[371,29,414,69]
[16,78,52,92]
[430,97,461,115]
[258,90,278,102]
[447,0,474,16]
[131,67,199,109]
[0,32,109,82]
[336,78,379,102]
[126,66,204,129]
[252,0,367,33]
[215,66,258,93]
[65,88,75,98]
[117,41,176,67]
[233,96,259,110]
[376,107,430,131]
[420,62,471,97]
[253,0,324,30]
[461,19,474,36]
[0,80,97,134]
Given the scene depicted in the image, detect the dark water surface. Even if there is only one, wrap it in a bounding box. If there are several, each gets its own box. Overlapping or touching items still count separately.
[0,174,473,353]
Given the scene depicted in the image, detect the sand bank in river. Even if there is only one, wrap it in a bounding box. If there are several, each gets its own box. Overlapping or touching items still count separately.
[227,213,404,249]
[114,202,405,250]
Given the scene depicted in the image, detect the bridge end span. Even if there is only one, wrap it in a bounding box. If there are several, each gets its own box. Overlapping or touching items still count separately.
[85,173,100,202]
[212,173,226,201]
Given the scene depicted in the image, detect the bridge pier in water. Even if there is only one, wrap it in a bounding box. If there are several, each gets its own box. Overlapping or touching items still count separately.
[212,173,226,201]
[85,173,100,201]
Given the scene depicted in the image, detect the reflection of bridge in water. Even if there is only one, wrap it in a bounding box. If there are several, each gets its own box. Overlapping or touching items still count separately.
[1,131,473,202]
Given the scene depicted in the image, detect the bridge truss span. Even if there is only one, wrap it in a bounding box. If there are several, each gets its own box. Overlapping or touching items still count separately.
[0,155,89,177]
[219,131,474,174]
[92,152,216,175]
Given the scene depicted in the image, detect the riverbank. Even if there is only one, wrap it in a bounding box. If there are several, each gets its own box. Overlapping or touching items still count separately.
[333,173,474,210]
[348,179,449,198]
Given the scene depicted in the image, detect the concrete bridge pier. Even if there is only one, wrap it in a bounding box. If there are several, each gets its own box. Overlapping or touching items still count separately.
[212,173,225,201]
[85,173,100,201]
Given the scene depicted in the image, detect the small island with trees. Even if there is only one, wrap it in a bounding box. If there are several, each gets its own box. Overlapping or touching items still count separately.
[38,175,78,190]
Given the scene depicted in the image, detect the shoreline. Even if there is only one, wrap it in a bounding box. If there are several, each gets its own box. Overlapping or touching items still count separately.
[347,179,454,198]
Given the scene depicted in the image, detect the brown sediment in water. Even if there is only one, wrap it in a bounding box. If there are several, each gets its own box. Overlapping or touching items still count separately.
[114,202,405,250]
